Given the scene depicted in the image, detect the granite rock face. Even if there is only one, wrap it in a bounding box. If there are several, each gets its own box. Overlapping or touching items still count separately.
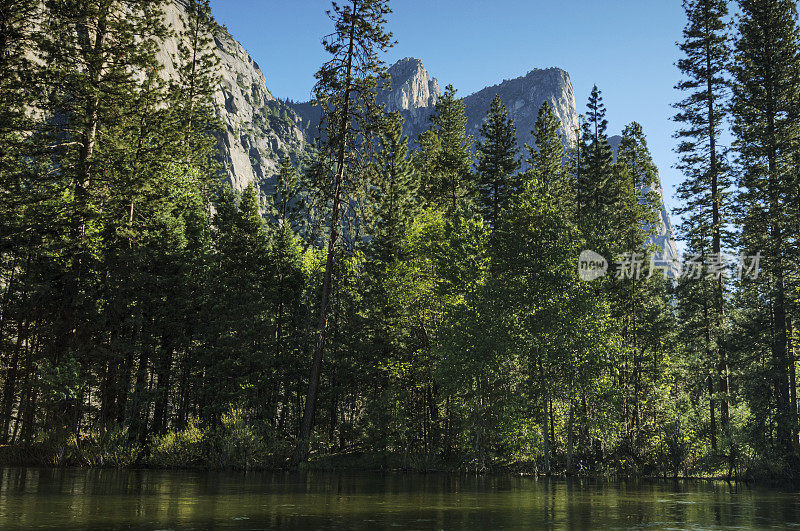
[379,60,579,154]
[378,57,440,134]
[462,67,579,154]
[161,2,677,263]
[157,1,308,193]
[650,186,681,275]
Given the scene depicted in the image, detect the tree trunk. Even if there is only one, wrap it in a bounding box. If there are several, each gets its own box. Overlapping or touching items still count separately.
[566,397,574,475]
[708,373,717,452]
[766,108,793,457]
[0,320,26,442]
[540,360,551,476]
[789,318,798,449]
[292,3,358,466]
[152,335,173,434]
[705,11,730,434]
[131,321,153,443]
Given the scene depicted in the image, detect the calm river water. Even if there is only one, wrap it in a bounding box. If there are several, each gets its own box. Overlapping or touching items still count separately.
[0,467,799,529]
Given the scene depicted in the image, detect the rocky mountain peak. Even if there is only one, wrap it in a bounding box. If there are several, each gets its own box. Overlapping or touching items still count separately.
[165,10,676,266]
[379,59,579,154]
[462,67,578,152]
[380,57,441,131]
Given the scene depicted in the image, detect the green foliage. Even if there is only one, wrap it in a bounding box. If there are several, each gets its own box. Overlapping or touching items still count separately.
[69,426,143,468]
[578,85,616,255]
[36,356,84,407]
[369,113,419,266]
[3,0,800,482]
[476,95,520,228]
[207,409,267,470]
[289,0,397,465]
[672,0,735,466]
[271,155,306,234]
[418,85,474,211]
[526,101,567,200]
[150,420,207,469]
[730,0,800,465]
[173,0,221,166]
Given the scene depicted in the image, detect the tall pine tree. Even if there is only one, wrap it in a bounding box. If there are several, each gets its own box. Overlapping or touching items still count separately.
[419,84,473,211]
[673,0,733,452]
[732,0,800,463]
[293,0,394,465]
[476,95,519,228]
[36,0,168,428]
[578,86,615,255]
[526,102,567,203]
[370,113,418,266]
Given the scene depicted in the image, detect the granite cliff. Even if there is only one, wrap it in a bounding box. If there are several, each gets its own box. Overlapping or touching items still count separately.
[162,1,676,261]
[157,1,309,193]
[462,67,579,152]
[377,58,578,152]
[378,57,441,134]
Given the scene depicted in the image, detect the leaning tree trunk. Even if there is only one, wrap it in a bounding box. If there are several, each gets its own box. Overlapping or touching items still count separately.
[292,6,358,466]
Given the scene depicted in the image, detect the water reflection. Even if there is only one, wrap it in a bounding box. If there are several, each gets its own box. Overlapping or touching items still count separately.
[0,467,798,529]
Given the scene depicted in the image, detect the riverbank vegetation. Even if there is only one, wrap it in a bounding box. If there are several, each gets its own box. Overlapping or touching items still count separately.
[2,0,800,482]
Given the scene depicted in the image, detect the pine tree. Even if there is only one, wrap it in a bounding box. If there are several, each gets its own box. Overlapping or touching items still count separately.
[34,0,168,430]
[293,0,394,465]
[0,0,41,443]
[92,0,218,436]
[173,0,221,166]
[0,0,38,157]
[268,159,305,422]
[526,101,566,202]
[362,113,418,449]
[415,121,441,203]
[579,86,615,252]
[202,183,272,424]
[430,211,494,470]
[98,64,182,436]
[370,113,418,266]
[732,0,800,462]
[610,122,662,445]
[673,0,733,452]
[0,0,38,224]
[271,156,305,233]
[614,122,660,250]
[494,150,584,476]
[0,0,39,207]
[476,95,519,228]
[422,84,474,211]
[502,107,569,473]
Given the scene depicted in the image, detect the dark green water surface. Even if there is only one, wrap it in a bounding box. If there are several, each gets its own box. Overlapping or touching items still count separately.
[1,467,799,529]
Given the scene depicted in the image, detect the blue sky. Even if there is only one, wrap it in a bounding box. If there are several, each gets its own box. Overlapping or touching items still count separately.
[210,0,687,213]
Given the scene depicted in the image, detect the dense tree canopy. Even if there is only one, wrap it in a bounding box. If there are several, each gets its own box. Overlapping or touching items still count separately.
[1,0,800,481]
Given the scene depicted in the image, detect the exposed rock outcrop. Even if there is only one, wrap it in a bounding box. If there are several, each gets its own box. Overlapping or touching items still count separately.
[462,67,579,153]
[378,60,579,155]
[158,1,308,193]
[162,1,677,263]
[378,57,440,134]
